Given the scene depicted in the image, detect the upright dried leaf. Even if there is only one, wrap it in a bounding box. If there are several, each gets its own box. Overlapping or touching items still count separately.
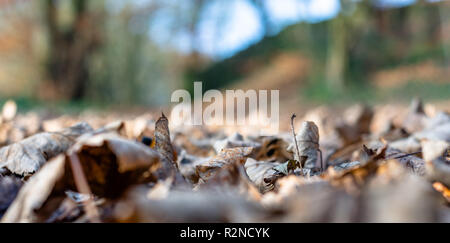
[288,121,320,169]
[155,113,177,164]
[154,113,187,186]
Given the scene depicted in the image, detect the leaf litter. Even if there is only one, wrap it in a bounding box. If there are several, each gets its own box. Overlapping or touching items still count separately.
[0,99,449,223]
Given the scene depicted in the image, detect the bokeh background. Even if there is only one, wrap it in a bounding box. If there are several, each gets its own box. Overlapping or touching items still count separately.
[0,0,449,113]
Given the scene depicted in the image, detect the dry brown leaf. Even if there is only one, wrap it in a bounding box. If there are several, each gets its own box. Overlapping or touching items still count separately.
[327,146,388,195]
[155,113,177,164]
[0,122,93,177]
[196,147,253,182]
[245,158,280,193]
[154,113,188,186]
[66,133,163,197]
[2,133,163,222]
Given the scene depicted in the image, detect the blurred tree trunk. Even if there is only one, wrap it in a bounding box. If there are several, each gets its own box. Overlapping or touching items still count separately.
[325,14,347,91]
[42,0,100,101]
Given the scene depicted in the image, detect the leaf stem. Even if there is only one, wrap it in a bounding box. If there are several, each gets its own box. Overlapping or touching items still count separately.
[291,114,304,176]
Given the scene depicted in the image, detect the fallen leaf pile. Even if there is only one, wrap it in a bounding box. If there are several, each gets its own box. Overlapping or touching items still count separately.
[0,99,449,223]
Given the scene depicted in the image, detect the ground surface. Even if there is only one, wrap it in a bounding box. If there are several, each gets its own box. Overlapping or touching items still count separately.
[0,99,449,223]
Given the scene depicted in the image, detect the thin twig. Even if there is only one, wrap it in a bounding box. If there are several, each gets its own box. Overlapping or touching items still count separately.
[388,151,422,160]
[290,114,303,176]
[69,153,101,223]
[318,149,324,172]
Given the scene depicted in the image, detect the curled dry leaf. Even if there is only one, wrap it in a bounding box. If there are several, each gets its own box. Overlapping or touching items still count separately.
[154,113,187,186]
[287,121,320,169]
[327,146,388,195]
[246,157,315,195]
[66,133,163,197]
[2,133,163,222]
[196,147,253,182]
[0,122,93,177]
[245,158,281,193]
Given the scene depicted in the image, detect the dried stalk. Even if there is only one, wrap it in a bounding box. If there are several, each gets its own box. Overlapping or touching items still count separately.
[68,153,101,223]
[290,114,304,176]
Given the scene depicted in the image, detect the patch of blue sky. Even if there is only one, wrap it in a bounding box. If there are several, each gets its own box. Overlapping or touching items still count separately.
[120,0,429,59]
[373,0,416,8]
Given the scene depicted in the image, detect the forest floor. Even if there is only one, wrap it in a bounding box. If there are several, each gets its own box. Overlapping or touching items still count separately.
[0,98,449,223]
